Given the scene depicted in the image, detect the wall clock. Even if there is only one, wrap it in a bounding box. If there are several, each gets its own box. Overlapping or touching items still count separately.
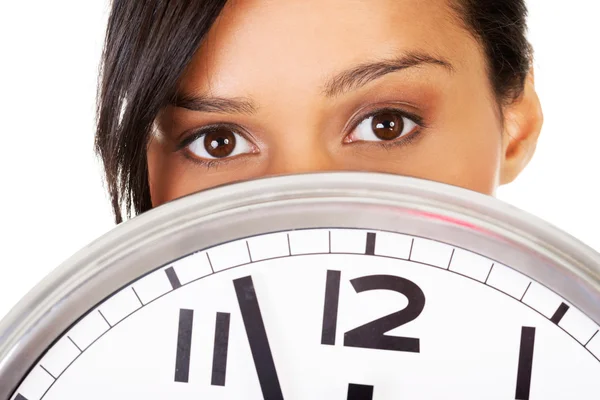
[1,172,599,399]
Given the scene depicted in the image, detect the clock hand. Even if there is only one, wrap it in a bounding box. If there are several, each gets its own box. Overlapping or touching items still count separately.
[233,275,284,400]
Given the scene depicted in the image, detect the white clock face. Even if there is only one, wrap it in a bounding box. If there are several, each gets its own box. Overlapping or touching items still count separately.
[11,228,600,400]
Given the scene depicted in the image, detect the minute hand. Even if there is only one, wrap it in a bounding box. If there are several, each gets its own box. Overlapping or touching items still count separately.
[233,275,284,400]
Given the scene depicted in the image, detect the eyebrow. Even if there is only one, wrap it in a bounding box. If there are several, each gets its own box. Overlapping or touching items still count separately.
[171,51,454,113]
[322,51,455,98]
[170,93,258,114]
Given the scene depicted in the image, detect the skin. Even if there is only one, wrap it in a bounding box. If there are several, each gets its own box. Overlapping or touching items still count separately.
[147,0,543,207]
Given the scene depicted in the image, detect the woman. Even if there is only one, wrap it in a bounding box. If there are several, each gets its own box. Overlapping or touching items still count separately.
[95,0,543,224]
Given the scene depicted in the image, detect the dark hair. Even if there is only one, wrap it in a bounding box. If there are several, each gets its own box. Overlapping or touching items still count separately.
[95,0,532,224]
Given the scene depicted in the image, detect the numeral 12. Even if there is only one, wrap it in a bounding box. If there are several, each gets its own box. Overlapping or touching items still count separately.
[321,269,426,352]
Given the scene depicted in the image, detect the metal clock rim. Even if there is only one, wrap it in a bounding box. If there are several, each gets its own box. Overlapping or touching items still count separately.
[1,171,599,398]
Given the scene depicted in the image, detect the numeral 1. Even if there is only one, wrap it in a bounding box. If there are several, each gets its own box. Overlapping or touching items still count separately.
[321,270,341,345]
[321,270,426,352]
[515,326,536,400]
[347,383,374,399]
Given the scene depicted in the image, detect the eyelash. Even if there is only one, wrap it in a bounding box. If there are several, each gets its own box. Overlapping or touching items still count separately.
[176,107,427,166]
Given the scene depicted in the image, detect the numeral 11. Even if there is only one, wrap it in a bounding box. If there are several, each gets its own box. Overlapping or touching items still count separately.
[174,309,231,386]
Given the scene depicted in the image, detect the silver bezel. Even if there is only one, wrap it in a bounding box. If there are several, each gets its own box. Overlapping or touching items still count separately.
[1,172,599,398]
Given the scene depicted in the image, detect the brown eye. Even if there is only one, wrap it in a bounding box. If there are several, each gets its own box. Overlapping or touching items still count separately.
[348,110,419,143]
[186,127,253,160]
[371,112,405,140]
[204,128,236,158]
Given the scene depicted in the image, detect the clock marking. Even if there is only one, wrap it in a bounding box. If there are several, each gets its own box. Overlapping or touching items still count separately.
[233,275,284,399]
[484,263,495,284]
[206,252,215,273]
[174,308,194,383]
[165,267,182,290]
[347,383,374,400]
[131,287,144,306]
[365,232,376,255]
[39,365,56,380]
[66,336,82,353]
[344,274,425,352]
[408,238,414,260]
[585,330,599,347]
[520,282,532,301]
[97,310,111,328]
[515,326,536,400]
[15,394,28,400]
[246,241,253,262]
[321,269,342,345]
[447,248,455,269]
[550,302,569,325]
[321,270,426,352]
[211,312,231,386]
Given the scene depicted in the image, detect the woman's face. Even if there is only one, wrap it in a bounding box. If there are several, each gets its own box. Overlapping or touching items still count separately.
[148,0,542,207]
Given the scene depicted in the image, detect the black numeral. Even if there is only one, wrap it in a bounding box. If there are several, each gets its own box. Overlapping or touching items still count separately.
[173,309,231,386]
[174,309,194,383]
[211,312,231,386]
[347,383,374,399]
[344,274,425,352]
[321,270,341,345]
[515,326,536,400]
[172,275,282,397]
[321,270,426,353]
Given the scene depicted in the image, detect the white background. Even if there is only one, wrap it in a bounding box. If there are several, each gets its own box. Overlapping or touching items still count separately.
[0,1,598,320]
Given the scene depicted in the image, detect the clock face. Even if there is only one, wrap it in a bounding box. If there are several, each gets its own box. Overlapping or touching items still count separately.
[10,228,600,400]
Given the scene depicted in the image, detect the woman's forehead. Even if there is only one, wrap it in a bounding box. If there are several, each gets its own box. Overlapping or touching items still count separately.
[176,0,477,99]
